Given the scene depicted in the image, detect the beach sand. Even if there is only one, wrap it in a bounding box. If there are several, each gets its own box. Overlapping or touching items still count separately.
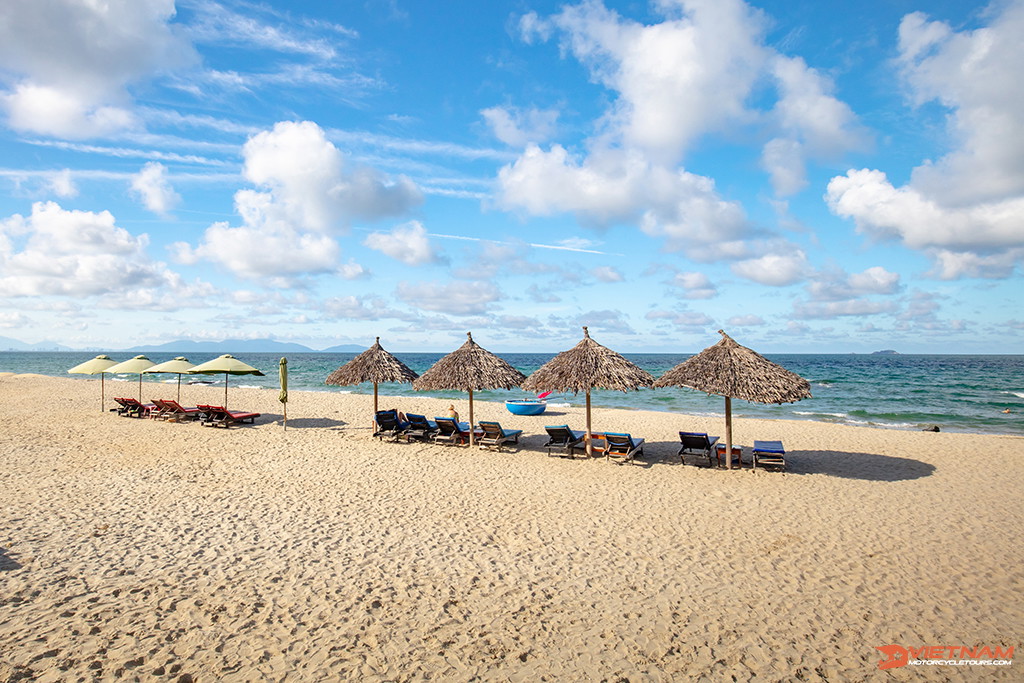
[1,374,1021,681]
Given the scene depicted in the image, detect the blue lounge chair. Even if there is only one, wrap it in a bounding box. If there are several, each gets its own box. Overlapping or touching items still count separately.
[543,425,586,456]
[477,421,523,451]
[678,432,720,466]
[432,417,471,445]
[603,432,645,462]
[373,409,409,441]
[402,414,438,442]
[752,440,786,471]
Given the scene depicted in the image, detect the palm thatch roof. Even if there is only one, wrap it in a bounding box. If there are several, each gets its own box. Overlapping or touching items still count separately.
[522,327,654,393]
[653,330,811,404]
[325,337,418,386]
[413,332,525,391]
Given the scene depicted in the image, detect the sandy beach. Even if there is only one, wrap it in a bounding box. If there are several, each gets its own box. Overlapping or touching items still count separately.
[1,373,1021,681]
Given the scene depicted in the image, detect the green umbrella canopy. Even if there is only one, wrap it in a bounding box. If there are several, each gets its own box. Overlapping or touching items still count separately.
[68,354,119,412]
[143,357,195,403]
[187,354,265,408]
[105,355,155,403]
[68,355,118,375]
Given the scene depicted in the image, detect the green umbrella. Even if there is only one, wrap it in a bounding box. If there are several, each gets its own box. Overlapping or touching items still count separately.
[68,354,119,412]
[142,356,195,403]
[187,354,265,409]
[279,357,288,430]
[105,355,156,403]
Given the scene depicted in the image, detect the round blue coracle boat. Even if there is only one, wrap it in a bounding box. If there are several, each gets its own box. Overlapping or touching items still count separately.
[505,399,547,416]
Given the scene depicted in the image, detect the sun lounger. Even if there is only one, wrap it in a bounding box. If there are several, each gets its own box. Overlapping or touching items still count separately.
[432,417,472,445]
[603,432,645,462]
[197,404,261,428]
[154,398,202,422]
[678,431,720,466]
[113,397,155,418]
[401,414,438,442]
[477,421,523,451]
[752,440,786,471]
[373,409,410,440]
[543,425,586,456]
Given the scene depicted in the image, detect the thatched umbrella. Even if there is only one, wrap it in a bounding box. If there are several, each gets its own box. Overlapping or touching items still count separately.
[413,332,526,447]
[653,330,811,469]
[325,337,419,428]
[522,326,654,457]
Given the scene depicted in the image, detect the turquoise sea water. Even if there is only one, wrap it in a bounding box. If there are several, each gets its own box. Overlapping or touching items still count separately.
[2,352,1022,436]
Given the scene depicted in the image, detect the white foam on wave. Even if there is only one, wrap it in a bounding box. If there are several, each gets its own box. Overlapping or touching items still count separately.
[546,402,572,408]
[236,384,262,390]
[794,410,848,418]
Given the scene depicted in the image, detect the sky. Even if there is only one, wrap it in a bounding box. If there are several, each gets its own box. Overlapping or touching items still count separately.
[0,0,1022,354]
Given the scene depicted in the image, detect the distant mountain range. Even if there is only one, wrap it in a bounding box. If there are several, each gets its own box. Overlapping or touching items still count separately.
[0,335,72,351]
[0,336,364,353]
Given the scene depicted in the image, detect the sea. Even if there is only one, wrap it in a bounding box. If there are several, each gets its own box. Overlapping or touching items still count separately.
[2,352,1022,437]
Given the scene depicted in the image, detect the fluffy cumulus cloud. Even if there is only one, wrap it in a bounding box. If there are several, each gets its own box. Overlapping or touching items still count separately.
[177,121,422,279]
[130,162,180,216]
[363,221,440,266]
[826,1,1024,278]
[591,265,623,282]
[667,271,717,299]
[0,0,197,137]
[481,106,559,147]
[502,0,864,259]
[0,201,200,303]
[730,249,808,286]
[807,266,902,301]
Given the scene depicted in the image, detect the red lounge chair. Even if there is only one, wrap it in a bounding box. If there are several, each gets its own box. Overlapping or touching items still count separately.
[113,397,155,418]
[154,399,202,422]
[198,404,261,428]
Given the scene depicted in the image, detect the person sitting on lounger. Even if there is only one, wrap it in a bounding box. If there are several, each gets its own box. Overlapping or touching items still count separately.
[447,404,459,421]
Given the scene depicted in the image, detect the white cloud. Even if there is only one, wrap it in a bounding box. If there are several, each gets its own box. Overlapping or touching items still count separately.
[0,311,30,328]
[242,121,422,233]
[178,121,422,279]
[498,145,750,253]
[481,106,559,147]
[807,266,901,301]
[667,271,717,299]
[338,259,369,280]
[501,0,864,257]
[591,265,623,282]
[171,222,340,279]
[395,280,500,316]
[0,0,196,138]
[363,220,440,266]
[727,314,764,327]
[130,162,180,216]
[0,201,197,302]
[730,250,808,286]
[826,2,1024,279]
[646,309,713,328]
[826,168,1024,252]
[48,169,77,198]
[762,54,865,196]
[793,299,897,320]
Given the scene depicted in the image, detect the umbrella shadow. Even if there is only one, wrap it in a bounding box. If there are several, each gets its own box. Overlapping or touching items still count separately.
[784,450,935,481]
[1,546,21,571]
[626,442,935,481]
[261,413,348,430]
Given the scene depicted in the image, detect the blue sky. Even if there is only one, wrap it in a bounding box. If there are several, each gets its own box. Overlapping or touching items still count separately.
[0,0,1021,353]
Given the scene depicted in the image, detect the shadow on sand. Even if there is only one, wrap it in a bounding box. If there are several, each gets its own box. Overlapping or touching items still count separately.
[1,547,22,571]
[513,436,935,482]
[260,414,349,430]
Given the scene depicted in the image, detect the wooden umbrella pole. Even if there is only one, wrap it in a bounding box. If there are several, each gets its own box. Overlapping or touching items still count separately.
[586,391,593,457]
[725,396,733,470]
[101,374,105,413]
[373,383,379,430]
[468,388,475,447]
[224,374,229,408]
[177,374,181,403]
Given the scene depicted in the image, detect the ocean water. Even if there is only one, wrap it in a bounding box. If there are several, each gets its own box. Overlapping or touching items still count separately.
[2,352,1022,436]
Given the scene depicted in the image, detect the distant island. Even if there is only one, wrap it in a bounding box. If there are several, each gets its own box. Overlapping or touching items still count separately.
[870,350,899,355]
